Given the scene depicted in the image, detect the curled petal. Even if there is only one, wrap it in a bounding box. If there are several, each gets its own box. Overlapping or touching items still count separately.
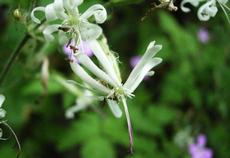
[79,22,102,41]
[106,99,122,118]
[45,4,58,21]
[181,0,200,12]
[70,62,111,95]
[43,24,60,41]
[31,7,45,24]
[80,4,107,24]
[0,95,5,108]
[198,0,218,21]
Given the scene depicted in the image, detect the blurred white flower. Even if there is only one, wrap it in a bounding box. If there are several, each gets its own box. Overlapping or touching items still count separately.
[0,94,6,119]
[181,0,230,22]
[31,0,107,42]
[65,90,103,119]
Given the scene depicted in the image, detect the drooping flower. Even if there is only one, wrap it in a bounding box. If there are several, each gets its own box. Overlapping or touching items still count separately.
[189,134,213,158]
[31,0,107,42]
[181,0,230,22]
[0,94,6,119]
[68,36,162,151]
[197,28,210,43]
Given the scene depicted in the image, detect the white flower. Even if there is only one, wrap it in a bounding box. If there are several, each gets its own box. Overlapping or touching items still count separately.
[31,0,107,42]
[0,94,6,119]
[65,90,101,119]
[68,38,162,151]
[181,0,230,22]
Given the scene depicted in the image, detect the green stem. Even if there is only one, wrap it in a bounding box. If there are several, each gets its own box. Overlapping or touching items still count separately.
[121,96,134,154]
[0,33,30,86]
[0,20,45,86]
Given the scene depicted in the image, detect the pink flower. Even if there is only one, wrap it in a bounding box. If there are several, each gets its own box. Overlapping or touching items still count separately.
[197,28,210,44]
[130,56,141,68]
[63,41,93,62]
[189,134,213,158]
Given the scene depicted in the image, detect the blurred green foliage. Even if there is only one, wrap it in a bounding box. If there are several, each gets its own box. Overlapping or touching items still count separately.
[0,0,230,158]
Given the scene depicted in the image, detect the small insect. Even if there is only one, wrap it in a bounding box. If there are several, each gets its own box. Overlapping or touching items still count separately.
[69,45,78,53]
[141,0,178,21]
[58,26,71,32]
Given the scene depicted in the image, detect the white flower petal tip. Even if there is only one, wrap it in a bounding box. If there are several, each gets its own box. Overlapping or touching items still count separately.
[0,95,5,108]
[147,41,163,53]
[147,71,155,76]
[79,22,103,41]
[181,0,200,12]
[31,7,45,24]
[43,25,60,41]
[80,4,107,24]
[65,111,74,119]
[153,57,163,65]
[0,109,6,119]
[107,99,122,118]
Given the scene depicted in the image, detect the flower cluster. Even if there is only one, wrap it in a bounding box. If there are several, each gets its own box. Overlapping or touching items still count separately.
[31,0,163,151]
[181,0,230,22]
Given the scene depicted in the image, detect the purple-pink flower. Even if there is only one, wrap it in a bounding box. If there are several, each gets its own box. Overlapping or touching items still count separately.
[130,56,141,68]
[189,134,213,158]
[63,41,93,62]
[197,28,210,44]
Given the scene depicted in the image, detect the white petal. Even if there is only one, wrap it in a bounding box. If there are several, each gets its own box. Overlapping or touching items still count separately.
[64,0,83,13]
[0,95,5,108]
[181,0,200,12]
[0,109,6,119]
[31,7,45,24]
[45,4,58,21]
[79,22,102,41]
[58,31,69,44]
[80,4,107,24]
[125,58,162,93]
[106,99,122,118]
[43,24,60,41]
[197,0,218,21]
[0,128,2,138]
[87,40,121,86]
[53,0,68,19]
[70,62,111,95]
[77,53,117,87]
[218,0,228,4]
[124,41,162,91]
[65,101,88,119]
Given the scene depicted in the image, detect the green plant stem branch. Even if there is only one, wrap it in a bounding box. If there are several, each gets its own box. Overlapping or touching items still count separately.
[0,20,44,86]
